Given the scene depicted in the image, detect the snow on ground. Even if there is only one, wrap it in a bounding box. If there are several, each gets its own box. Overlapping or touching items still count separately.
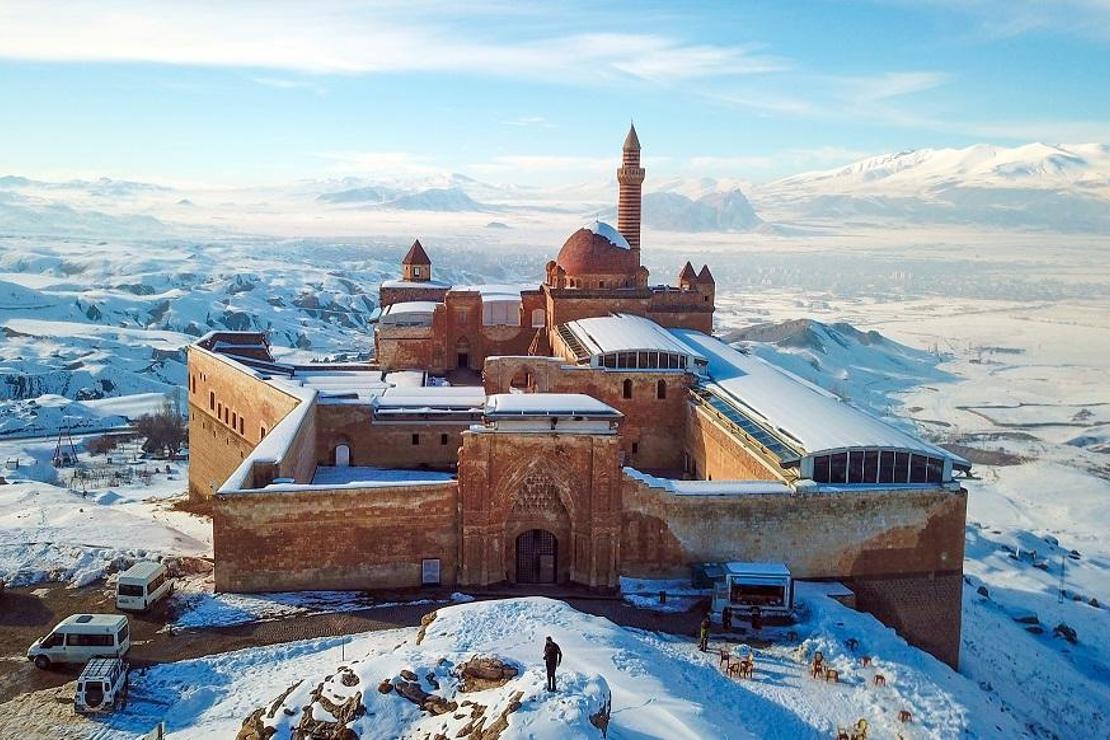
[63,591,1023,739]
[717,294,1110,738]
[0,435,208,587]
[166,580,469,630]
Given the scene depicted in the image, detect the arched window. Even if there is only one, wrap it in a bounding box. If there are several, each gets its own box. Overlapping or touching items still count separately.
[656,379,667,399]
[334,444,350,467]
[622,379,633,399]
[531,308,546,328]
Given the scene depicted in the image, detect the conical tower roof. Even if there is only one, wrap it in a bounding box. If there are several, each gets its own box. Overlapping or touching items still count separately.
[623,122,641,151]
[679,261,698,283]
[697,264,715,284]
[401,239,430,265]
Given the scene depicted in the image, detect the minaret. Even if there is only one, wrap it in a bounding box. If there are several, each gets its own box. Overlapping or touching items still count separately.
[617,122,645,255]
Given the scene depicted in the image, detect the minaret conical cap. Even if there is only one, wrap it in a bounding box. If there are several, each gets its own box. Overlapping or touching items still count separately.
[623,122,641,151]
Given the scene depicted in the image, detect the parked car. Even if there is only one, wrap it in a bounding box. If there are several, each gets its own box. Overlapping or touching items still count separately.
[116,560,173,612]
[27,614,130,669]
[75,658,128,714]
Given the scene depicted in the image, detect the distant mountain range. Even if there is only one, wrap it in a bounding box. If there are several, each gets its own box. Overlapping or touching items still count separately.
[2,141,1109,236]
[752,143,1110,232]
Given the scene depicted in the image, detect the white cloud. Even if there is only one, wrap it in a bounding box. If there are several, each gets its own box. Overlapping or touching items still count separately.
[0,1,785,84]
[316,150,442,177]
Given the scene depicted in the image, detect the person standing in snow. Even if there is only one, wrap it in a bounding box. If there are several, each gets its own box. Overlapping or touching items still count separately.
[698,616,711,651]
[722,606,733,631]
[543,636,562,692]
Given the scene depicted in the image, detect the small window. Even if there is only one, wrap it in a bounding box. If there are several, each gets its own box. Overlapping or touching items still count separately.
[656,379,667,399]
[190,374,195,394]
[631,442,639,454]
[217,402,222,419]
[599,280,606,288]
[239,417,244,435]
[231,411,237,430]
[440,433,448,445]
[260,425,267,440]
[622,379,633,399]
[209,391,215,410]
[413,266,422,277]
[411,433,420,446]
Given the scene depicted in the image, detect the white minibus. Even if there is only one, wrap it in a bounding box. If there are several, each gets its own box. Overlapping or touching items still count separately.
[116,560,173,611]
[27,614,131,669]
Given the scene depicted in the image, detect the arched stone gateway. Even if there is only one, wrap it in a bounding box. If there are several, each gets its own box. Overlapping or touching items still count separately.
[515,529,557,584]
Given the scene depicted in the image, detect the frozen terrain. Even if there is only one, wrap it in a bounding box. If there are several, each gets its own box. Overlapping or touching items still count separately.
[7,594,1028,739]
[1,140,1109,736]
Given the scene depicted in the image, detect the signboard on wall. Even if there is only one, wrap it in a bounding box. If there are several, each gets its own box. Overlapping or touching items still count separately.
[422,558,441,586]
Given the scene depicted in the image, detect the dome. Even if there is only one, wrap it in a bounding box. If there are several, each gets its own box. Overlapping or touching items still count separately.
[555,222,638,275]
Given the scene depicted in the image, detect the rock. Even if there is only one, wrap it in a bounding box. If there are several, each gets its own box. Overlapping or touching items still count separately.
[394,681,430,707]
[340,671,359,687]
[423,695,458,716]
[457,657,520,693]
[377,680,394,694]
[1090,598,1100,609]
[236,708,276,740]
[1053,623,1078,644]
[590,691,613,737]
[400,669,419,682]
[426,672,440,689]
[1013,612,1039,625]
[976,585,990,598]
[416,611,438,645]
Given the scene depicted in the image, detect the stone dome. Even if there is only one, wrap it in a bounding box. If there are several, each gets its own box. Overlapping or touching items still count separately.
[555,222,638,276]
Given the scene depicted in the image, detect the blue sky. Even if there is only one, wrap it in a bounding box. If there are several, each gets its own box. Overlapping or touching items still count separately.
[1,0,1108,185]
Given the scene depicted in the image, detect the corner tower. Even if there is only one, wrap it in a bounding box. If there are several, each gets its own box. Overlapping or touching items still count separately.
[617,123,645,254]
[401,239,432,282]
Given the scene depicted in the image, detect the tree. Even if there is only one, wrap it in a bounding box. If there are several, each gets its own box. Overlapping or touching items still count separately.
[86,434,119,456]
[135,404,187,459]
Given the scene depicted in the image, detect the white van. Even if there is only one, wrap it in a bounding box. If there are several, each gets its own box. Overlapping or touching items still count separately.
[27,614,130,669]
[75,658,129,714]
[116,560,173,611]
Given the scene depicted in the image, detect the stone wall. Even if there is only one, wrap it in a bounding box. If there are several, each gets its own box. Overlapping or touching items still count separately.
[684,403,783,481]
[213,482,459,591]
[620,473,967,666]
[483,356,692,471]
[186,347,302,499]
[378,285,448,308]
[315,403,464,469]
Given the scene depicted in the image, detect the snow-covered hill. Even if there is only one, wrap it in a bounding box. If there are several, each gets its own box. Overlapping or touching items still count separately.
[28,595,1023,739]
[723,319,955,416]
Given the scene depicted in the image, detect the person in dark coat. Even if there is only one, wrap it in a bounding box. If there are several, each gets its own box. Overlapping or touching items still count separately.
[698,616,711,651]
[722,606,733,631]
[543,636,563,691]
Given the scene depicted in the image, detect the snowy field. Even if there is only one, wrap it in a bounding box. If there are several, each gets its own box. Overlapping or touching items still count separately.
[7,593,1028,739]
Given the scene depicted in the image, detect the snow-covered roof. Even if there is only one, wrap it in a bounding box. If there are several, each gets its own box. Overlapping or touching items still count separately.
[452,283,527,303]
[380,279,451,289]
[374,386,486,412]
[624,467,790,496]
[381,301,441,315]
[723,562,792,578]
[294,370,390,401]
[672,329,966,464]
[485,393,621,417]
[311,465,455,487]
[564,314,705,359]
[583,220,630,250]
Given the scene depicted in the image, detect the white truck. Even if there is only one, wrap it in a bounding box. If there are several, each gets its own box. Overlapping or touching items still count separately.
[710,562,795,620]
[27,614,131,670]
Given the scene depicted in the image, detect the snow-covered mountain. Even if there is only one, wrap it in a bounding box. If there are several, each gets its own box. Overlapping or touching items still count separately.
[601,188,763,232]
[752,143,1110,232]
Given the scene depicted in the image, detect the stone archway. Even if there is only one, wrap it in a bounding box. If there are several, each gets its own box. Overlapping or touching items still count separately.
[504,470,572,584]
[515,529,557,584]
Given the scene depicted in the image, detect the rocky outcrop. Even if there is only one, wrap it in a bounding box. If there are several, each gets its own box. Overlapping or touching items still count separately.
[456,657,519,693]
